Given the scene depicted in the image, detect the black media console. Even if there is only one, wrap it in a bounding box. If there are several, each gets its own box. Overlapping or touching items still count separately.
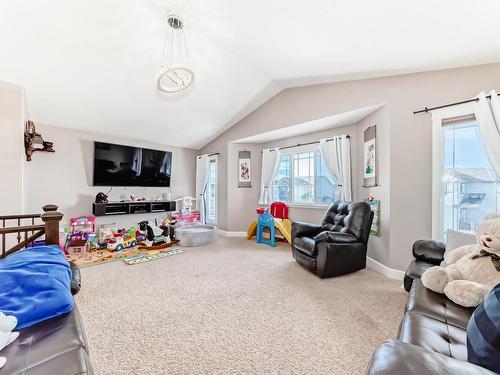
[93,200,176,217]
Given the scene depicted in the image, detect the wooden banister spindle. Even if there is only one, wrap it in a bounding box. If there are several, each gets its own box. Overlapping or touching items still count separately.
[17,218,21,243]
[1,219,4,258]
[41,205,63,245]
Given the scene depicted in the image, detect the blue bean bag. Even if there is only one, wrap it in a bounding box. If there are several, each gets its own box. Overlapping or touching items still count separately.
[0,245,74,329]
[467,283,500,373]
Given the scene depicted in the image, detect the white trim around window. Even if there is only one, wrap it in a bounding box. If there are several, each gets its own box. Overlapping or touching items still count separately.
[431,102,475,239]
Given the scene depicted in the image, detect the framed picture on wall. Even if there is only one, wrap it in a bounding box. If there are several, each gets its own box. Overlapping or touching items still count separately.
[363,197,380,237]
[238,151,251,188]
[363,125,377,187]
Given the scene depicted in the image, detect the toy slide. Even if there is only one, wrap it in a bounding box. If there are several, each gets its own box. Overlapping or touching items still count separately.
[246,218,292,244]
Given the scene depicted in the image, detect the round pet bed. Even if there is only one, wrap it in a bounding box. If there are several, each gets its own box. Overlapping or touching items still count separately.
[175,225,218,247]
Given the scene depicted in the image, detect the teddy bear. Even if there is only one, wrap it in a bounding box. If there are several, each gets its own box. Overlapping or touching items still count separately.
[0,311,19,369]
[421,214,500,307]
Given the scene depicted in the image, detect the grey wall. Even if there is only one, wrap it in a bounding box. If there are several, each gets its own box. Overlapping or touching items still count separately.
[355,107,391,266]
[226,143,262,231]
[201,62,500,270]
[24,124,197,228]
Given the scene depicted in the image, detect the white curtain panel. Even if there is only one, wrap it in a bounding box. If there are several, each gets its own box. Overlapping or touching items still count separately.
[473,90,500,177]
[319,136,352,201]
[259,148,281,205]
[195,154,210,224]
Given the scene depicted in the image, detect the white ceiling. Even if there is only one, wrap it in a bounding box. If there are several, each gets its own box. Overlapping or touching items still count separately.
[233,104,383,144]
[1,1,500,149]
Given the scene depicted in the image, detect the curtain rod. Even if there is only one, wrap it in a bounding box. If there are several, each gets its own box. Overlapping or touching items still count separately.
[263,135,350,153]
[197,152,219,158]
[413,93,500,114]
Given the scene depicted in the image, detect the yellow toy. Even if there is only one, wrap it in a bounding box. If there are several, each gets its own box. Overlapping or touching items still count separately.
[246,202,292,244]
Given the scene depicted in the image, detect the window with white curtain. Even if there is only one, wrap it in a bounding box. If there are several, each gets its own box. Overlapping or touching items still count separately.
[441,118,500,236]
[271,145,336,206]
[432,100,500,239]
[206,156,218,224]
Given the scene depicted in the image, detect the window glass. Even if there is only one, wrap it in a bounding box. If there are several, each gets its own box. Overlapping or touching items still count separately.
[272,154,291,202]
[207,158,217,223]
[271,147,336,205]
[442,121,499,236]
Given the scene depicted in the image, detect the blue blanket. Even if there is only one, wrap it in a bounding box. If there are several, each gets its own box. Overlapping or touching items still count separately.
[0,245,74,329]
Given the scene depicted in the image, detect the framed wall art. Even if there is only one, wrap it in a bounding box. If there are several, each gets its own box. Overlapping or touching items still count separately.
[363,125,377,187]
[238,151,251,188]
[363,196,380,237]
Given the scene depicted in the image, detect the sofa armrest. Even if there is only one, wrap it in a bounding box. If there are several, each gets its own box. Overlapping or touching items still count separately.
[365,341,496,375]
[291,221,324,239]
[315,231,358,244]
[412,240,446,265]
[70,261,82,295]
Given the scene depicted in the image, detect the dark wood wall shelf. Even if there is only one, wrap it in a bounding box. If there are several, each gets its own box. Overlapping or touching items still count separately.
[92,200,176,217]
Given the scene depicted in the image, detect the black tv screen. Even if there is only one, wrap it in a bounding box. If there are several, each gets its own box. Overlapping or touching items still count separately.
[93,142,172,187]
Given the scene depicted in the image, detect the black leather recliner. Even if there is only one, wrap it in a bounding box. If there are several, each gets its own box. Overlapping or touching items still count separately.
[291,201,374,278]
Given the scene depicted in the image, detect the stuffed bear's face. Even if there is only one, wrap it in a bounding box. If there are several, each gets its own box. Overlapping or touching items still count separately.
[479,233,500,255]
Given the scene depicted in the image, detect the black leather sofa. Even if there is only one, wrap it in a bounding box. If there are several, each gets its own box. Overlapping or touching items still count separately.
[0,263,94,375]
[403,239,446,292]
[365,240,497,375]
[291,201,374,278]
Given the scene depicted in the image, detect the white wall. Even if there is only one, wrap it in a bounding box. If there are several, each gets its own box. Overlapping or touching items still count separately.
[0,82,25,215]
[23,124,197,228]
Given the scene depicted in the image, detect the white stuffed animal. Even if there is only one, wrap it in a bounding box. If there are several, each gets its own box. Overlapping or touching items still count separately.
[422,214,500,307]
[0,311,19,369]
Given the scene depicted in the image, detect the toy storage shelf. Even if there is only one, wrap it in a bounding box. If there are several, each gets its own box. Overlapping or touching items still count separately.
[92,201,176,217]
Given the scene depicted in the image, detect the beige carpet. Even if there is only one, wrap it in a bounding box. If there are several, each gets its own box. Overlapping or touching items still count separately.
[76,237,406,375]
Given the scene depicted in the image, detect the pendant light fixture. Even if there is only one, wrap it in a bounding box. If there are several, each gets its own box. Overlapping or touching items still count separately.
[155,14,194,93]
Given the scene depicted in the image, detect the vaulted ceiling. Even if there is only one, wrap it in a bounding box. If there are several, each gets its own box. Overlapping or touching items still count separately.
[2,1,500,149]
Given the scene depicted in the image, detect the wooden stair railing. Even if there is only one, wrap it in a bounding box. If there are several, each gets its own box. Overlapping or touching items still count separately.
[0,205,63,259]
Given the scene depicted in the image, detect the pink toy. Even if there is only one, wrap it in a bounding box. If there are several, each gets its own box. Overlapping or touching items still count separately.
[66,216,96,255]
[70,216,96,234]
[172,211,200,226]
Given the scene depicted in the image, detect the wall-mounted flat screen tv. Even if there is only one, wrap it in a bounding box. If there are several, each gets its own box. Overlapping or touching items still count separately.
[93,141,172,187]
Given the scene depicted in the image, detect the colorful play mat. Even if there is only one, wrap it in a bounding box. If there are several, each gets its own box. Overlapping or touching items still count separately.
[66,246,184,268]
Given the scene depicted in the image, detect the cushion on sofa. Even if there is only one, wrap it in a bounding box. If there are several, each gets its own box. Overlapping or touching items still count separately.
[0,305,94,375]
[399,311,467,360]
[467,283,500,374]
[445,229,476,256]
[365,340,497,375]
[406,280,474,330]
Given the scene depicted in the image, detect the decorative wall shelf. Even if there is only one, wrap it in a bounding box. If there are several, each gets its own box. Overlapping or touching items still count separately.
[24,121,54,161]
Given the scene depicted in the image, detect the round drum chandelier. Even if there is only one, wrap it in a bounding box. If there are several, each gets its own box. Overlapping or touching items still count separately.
[155,14,194,93]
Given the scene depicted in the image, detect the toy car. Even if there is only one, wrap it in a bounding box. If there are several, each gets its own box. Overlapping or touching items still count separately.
[106,236,137,251]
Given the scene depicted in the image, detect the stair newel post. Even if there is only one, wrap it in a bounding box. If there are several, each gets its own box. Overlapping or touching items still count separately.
[41,205,63,245]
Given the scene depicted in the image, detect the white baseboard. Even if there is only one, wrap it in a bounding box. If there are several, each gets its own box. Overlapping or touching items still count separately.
[218,229,247,237]
[366,256,405,281]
